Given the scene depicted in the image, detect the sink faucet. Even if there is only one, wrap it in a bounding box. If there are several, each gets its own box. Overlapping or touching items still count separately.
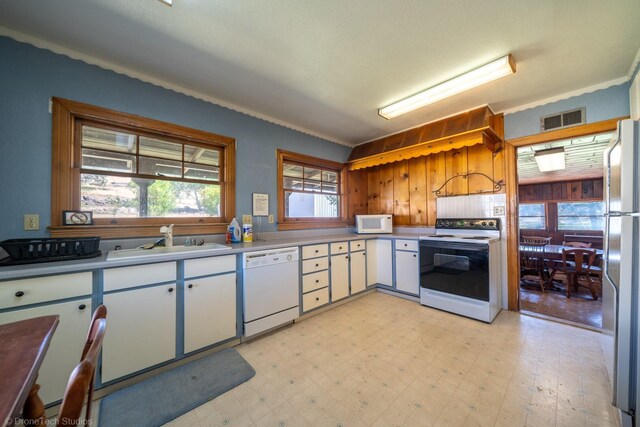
[159,224,174,247]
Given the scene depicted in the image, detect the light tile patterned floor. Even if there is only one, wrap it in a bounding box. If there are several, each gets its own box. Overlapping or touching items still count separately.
[164,292,618,427]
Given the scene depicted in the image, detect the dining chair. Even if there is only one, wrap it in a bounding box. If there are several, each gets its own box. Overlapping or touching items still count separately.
[520,242,549,292]
[551,248,598,300]
[80,305,107,421]
[562,241,592,248]
[522,236,552,245]
[57,360,95,425]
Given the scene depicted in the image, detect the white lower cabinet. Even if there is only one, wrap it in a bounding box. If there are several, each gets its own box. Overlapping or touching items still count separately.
[184,273,236,353]
[101,284,177,382]
[350,250,367,294]
[0,298,91,405]
[330,253,350,301]
[395,249,419,295]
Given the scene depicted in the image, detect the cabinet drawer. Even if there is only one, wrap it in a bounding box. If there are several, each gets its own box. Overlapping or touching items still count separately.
[302,244,328,259]
[185,255,235,278]
[330,241,348,255]
[303,288,329,312]
[104,262,176,292]
[396,239,418,252]
[349,240,366,252]
[302,257,329,274]
[302,270,329,293]
[0,272,92,309]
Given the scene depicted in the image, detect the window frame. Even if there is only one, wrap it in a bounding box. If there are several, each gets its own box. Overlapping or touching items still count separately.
[518,202,547,230]
[277,149,347,230]
[50,97,235,238]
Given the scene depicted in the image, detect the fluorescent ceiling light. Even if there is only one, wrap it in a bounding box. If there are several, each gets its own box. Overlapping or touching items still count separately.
[378,54,516,119]
[534,147,565,172]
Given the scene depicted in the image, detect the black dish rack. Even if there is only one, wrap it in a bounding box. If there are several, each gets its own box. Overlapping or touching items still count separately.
[0,237,101,265]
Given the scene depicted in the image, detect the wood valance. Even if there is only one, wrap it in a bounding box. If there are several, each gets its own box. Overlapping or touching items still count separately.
[347,106,502,171]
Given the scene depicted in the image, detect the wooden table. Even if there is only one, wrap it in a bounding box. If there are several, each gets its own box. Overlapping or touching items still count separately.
[0,315,59,427]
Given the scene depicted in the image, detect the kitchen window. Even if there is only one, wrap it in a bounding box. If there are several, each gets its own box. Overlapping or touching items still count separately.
[277,149,347,230]
[50,98,236,238]
[557,201,605,231]
[518,203,546,230]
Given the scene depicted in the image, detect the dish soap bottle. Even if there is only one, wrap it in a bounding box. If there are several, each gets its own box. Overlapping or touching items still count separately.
[229,218,241,243]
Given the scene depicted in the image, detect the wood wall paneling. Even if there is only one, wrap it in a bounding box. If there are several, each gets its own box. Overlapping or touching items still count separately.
[445,148,469,196]
[408,157,427,225]
[379,164,395,214]
[393,160,411,225]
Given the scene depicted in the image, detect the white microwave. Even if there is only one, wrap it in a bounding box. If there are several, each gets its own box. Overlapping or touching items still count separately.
[355,215,393,234]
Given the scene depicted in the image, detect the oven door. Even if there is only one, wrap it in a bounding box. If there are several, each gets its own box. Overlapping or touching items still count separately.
[419,241,489,301]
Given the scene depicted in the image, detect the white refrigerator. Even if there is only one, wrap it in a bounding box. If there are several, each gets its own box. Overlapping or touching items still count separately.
[602,119,639,427]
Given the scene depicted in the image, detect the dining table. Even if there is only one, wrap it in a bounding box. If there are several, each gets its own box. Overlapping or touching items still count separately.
[0,315,59,427]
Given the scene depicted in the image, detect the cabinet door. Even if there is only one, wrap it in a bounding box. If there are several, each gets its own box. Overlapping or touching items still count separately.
[350,251,366,294]
[0,299,91,405]
[330,254,350,301]
[184,273,236,353]
[102,284,176,382]
[395,251,419,295]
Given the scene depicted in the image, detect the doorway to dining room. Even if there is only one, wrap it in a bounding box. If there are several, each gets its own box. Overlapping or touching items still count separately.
[516,131,611,328]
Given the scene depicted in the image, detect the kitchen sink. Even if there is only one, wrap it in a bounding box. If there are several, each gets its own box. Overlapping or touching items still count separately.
[106,243,230,261]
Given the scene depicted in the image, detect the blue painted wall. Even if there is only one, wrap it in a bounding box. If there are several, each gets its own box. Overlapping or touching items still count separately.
[504,82,631,140]
[0,36,351,239]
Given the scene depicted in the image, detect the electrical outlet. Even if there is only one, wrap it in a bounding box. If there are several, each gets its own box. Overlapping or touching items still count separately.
[268,214,274,224]
[24,214,40,231]
[242,214,252,224]
[493,206,506,216]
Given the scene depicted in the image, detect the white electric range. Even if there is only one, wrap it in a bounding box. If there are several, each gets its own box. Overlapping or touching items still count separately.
[419,218,502,322]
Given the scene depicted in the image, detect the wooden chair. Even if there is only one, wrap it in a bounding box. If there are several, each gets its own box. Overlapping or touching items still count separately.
[57,360,95,425]
[80,305,107,421]
[522,236,551,245]
[551,248,598,300]
[562,241,592,248]
[520,242,549,292]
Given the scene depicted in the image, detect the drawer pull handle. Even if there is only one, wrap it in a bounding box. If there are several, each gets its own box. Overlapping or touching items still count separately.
[15,291,24,297]
[78,304,86,310]
[168,287,174,293]
[188,284,194,289]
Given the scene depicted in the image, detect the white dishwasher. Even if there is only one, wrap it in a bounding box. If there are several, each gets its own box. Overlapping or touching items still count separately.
[243,247,300,337]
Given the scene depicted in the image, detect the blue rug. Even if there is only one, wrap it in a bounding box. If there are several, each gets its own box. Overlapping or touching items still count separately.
[98,348,255,427]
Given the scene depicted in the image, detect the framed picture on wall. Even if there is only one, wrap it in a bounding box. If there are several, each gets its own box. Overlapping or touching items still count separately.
[252,193,269,216]
[63,210,94,225]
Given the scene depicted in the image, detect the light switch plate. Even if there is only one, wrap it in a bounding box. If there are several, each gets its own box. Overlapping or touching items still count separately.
[493,206,506,216]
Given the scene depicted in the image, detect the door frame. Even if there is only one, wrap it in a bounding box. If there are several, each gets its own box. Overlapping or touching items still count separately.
[503,116,626,311]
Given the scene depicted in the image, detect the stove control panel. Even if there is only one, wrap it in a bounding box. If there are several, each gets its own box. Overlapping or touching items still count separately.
[435,218,500,230]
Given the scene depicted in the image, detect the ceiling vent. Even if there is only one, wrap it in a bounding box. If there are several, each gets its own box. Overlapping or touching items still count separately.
[540,107,585,132]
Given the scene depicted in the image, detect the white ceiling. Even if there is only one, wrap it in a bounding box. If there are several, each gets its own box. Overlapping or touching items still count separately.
[1,0,639,146]
[517,132,612,184]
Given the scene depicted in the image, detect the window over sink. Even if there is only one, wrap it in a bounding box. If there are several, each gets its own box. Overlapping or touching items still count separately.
[50,98,236,238]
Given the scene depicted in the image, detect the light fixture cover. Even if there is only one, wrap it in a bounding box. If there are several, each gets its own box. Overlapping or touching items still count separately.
[379,54,516,119]
[534,147,565,172]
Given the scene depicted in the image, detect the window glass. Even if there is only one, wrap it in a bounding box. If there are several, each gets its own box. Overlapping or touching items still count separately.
[558,201,605,230]
[519,203,545,229]
[80,122,223,219]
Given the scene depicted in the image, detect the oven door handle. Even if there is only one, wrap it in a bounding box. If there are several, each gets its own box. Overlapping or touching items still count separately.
[419,241,489,252]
